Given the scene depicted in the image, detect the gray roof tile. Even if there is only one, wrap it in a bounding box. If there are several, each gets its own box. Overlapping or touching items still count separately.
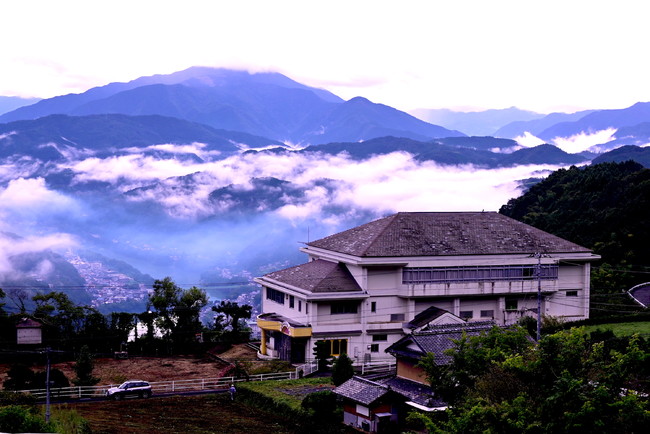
[307,212,590,257]
[263,259,362,293]
[387,321,496,365]
[333,376,390,405]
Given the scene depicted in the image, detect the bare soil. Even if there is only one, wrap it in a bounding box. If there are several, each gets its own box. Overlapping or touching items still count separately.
[0,344,262,386]
[68,393,300,434]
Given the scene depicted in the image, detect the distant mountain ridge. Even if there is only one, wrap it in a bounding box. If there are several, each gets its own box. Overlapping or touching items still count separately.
[0,113,285,161]
[410,107,544,136]
[0,67,462,145]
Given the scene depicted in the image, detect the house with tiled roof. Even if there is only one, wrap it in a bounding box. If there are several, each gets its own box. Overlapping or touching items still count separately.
[333,315,491,432]
[254,212,599,363]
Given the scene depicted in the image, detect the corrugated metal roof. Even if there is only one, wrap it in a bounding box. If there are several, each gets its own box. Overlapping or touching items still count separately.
[307,212,591,257]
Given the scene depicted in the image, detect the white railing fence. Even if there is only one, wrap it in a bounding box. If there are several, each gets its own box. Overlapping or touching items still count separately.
[13,360,396,401]
[13,371,296,401]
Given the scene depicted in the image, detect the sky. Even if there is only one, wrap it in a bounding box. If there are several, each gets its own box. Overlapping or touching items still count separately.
[2,0,649,114]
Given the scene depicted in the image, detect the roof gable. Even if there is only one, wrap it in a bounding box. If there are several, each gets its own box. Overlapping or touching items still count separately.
[307,212,591,257]
[387,321,496,365]
[263,259,362,293]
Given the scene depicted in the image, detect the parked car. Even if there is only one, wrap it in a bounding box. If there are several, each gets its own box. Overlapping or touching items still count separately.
[105,380,152,400]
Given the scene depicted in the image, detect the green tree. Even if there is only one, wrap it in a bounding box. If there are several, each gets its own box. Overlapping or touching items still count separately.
[417,327,650,433]
[173,286,208,349]
[0,406,53,433]
[331,353,355,386]
[418,325,532,406]
[212,300,252,343]
[149,277,182,339]
[301,390,338,421]
[72,345,99,386]
[2,364,35,391]
[313,340,333,372]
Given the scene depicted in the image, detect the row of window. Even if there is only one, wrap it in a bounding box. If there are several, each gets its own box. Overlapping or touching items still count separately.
[403,264,559,284]
[266,288,306,312]
[318,338,386,355]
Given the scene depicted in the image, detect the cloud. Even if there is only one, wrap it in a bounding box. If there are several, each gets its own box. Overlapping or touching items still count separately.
[514,132,545,149]
[0,177,78,212]
[0,232,77,278]
[551,128,617,153]
[96,149,567,221]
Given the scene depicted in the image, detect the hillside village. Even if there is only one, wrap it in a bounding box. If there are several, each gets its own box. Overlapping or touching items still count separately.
[0,69,650,433]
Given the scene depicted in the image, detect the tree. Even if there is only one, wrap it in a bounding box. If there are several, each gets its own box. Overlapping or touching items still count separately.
[301,390,338,421]
[147,278,210,352]
[0,406,52,434]
[148,277,182,339]
[418,325,532,406]
[331,353,354,386]
[173,286,208,350]
[3,364,35,391]
[73,345,99,386]
[415,327,650,433]
[313,340,333,372]
[212,301,252,343]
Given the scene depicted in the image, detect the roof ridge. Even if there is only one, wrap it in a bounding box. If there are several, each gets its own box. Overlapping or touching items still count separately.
[361,213,399,256]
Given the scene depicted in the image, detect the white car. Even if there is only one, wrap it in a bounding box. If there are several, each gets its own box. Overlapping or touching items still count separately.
[105,380,152,400]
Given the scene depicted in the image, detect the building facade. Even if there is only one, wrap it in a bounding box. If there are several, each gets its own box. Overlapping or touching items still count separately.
[255,212,599,363]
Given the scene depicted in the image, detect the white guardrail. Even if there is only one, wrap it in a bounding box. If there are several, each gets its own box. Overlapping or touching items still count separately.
[14,372,295,401]
[14,361,396,401]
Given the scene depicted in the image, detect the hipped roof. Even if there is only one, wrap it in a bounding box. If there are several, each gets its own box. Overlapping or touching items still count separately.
[307,212,591,257]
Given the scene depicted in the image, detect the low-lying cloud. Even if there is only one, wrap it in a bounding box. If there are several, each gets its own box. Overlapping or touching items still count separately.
[58,147,565,221]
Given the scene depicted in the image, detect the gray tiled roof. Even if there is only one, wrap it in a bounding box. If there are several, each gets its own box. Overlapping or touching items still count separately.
[263,259,362,293]
[307,212,590,257]
[333,376,390,405]
[379,377,446,408]
[406,306,448,329]
[387,321,496,365]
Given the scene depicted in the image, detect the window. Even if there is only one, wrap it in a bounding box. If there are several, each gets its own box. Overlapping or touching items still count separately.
[371,301,377,313]
[566,290,578,297]
[372,334,388,342]
[331,301,358,315]
[266,287,284,304]
[370,344,379,353]
[289,295,295,309]
[505,298,518,311]
[319,339,348,356]
[480,310,494,318]
[403,264,559,284]
[390,313,405,322]
[460,310,473,319]
[298,300,302,312]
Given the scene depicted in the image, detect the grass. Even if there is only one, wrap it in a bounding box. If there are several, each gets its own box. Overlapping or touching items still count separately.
[583,321,650,337]
[238,377,335,411]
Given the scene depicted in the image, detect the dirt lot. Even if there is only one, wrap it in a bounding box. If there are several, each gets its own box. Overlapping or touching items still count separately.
[0,344,263,386]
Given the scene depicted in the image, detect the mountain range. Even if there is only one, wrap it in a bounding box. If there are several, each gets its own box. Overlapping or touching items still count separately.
[1,66,650,311]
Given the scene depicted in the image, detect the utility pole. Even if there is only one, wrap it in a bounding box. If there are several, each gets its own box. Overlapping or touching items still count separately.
[44,347,51,423]
[534,252,542,342]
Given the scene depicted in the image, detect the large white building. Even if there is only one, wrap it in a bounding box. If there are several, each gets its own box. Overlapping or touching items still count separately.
[254,212,599,363]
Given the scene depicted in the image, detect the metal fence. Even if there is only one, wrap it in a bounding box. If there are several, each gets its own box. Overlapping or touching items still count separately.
[14,371,296,401]
[14,361,396,401]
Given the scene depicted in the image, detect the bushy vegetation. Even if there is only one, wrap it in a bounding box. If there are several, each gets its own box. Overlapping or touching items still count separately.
[0,277,253,362]
[411,326,650,433]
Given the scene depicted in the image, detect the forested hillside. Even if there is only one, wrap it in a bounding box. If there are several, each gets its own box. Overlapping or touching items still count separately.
[500,161,650,304]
